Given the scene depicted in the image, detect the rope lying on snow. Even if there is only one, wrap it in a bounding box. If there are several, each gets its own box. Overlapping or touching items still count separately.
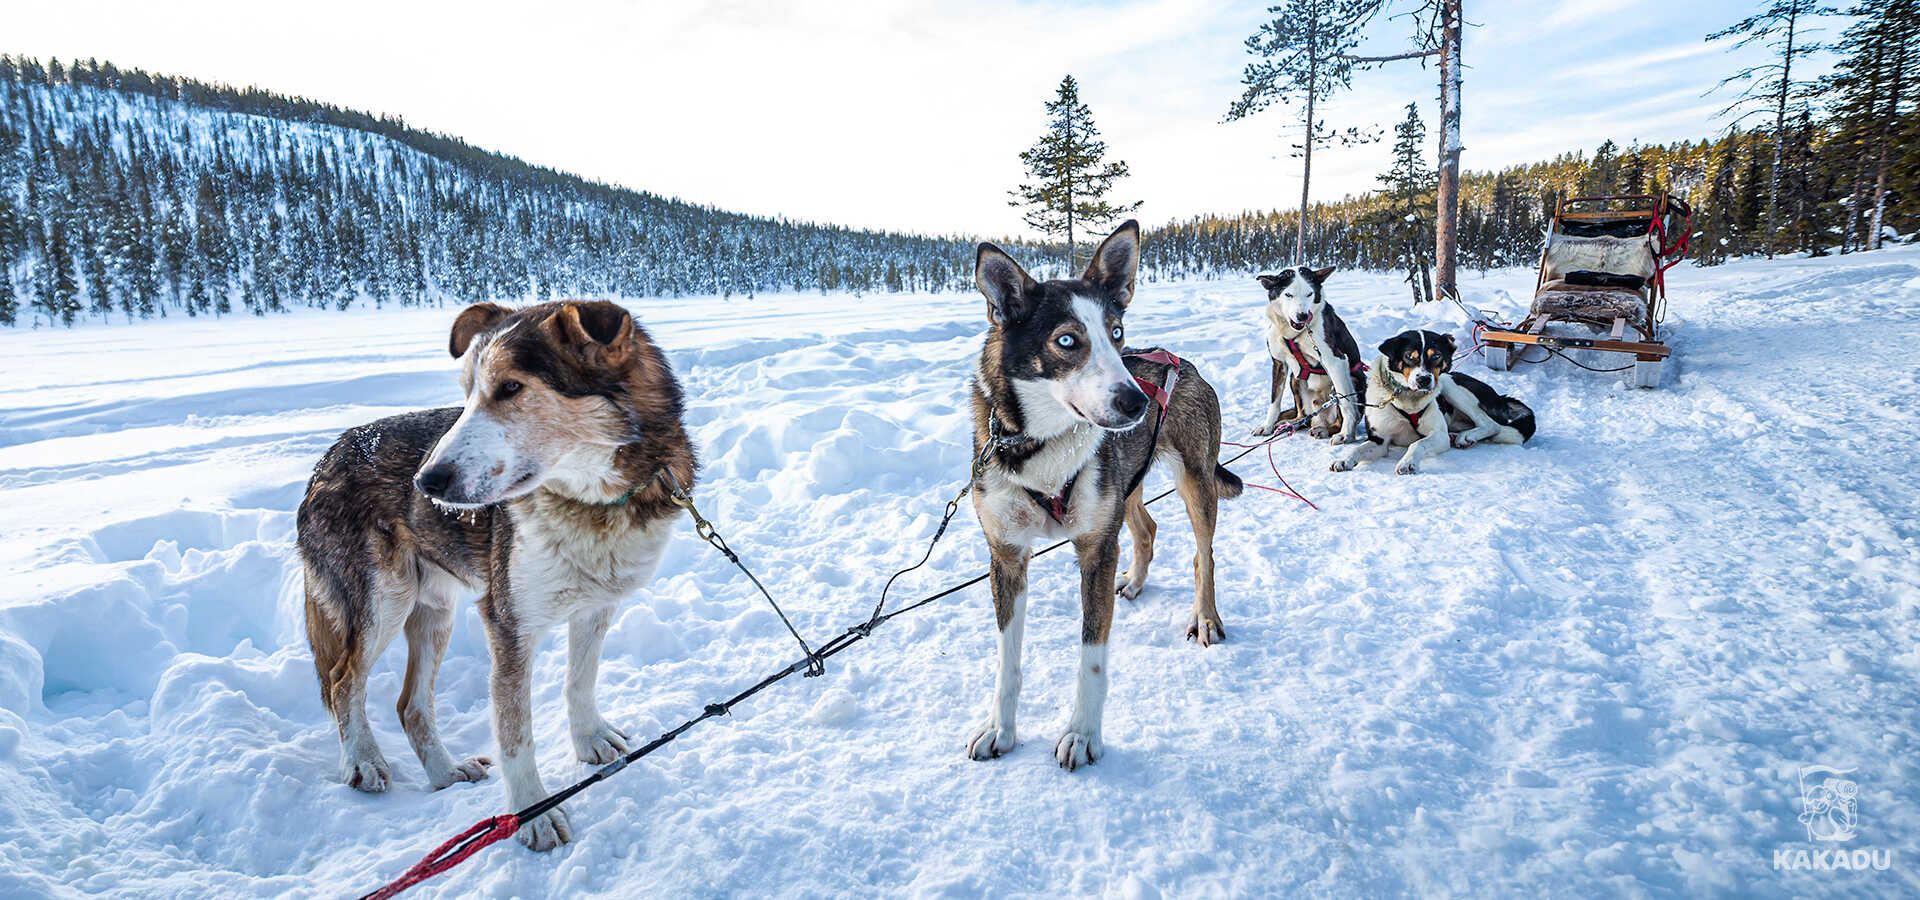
[354,405,1336,899]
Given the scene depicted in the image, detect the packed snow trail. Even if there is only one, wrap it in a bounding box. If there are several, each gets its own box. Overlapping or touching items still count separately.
[1,250,1917,897]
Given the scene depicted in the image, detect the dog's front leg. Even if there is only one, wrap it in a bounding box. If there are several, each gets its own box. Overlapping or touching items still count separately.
[1252,357,1287,436]
[1396,428,1450,475]
[1058,531,1118,771]
[484,602,572,851]
[1328,364,1361,443]
[967,541,1029,761]
[567,603,631,765]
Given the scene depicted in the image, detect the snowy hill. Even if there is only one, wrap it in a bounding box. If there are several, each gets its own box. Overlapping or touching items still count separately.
[0,57,1009,327]
[1,248,1916,896]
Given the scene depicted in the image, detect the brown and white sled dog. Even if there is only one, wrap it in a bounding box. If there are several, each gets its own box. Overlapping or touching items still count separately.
[966,221,1243,770]
[1253,266,1366,441]
[1331,329,1535,475]
[298,300,695,851]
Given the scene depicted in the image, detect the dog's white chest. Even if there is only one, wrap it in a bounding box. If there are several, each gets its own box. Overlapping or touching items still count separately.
[974,429,1104,545]
[506,506,675,630]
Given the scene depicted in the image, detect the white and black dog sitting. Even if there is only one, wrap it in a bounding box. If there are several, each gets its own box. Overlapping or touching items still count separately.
[1253,266,1366,441]
[967,221,1242,770]
[1332,329,1536,475]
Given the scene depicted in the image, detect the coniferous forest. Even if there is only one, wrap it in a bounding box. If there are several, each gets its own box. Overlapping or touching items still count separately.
[0,40,1915,327]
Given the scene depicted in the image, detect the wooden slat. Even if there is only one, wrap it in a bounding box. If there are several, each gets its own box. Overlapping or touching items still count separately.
[1610,317,1626,340]
[1478,329,1671,359]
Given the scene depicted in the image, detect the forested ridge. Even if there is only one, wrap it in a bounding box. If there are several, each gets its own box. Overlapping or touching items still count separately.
[1,50,1914,327]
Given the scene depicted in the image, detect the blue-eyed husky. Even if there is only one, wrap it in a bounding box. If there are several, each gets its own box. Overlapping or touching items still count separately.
[964,221,1243,770]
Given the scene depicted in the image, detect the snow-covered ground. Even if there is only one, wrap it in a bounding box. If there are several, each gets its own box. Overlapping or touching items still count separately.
[2,249,1917,898]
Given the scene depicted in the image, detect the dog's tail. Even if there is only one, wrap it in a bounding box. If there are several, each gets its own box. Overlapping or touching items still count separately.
[1213,464,1245,499]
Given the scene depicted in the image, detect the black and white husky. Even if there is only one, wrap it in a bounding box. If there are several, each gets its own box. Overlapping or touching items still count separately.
[1332,329,1536,475]
[1253,266,1366,441]
[966,221,1243,770]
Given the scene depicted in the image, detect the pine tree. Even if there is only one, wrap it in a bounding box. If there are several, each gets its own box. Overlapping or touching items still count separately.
[1827,0,1920,250]
[1008,75,1141,272]
[1226,0,1383,261]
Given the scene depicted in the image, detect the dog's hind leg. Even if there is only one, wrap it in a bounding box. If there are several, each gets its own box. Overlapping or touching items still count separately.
[567,603,631,765]
[1059,531,1118,770]
[308,562,401,793]
[397,573,491,790]
[1116,487,1156,601]
[968,541,1029,761]
[1175,464,1225,646]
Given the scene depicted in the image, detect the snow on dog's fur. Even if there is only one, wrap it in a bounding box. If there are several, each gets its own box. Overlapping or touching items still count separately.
[298,300,695,851]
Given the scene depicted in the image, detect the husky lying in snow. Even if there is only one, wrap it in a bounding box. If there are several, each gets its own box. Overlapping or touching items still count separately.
[1253,266,1366,442]
[1332,329,1536,475]
[965,221,1243,770]
[298,300,695,851]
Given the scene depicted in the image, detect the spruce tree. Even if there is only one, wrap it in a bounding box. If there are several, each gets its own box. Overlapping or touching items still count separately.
[1373,103,1436,303]
[1008,75,1140,273]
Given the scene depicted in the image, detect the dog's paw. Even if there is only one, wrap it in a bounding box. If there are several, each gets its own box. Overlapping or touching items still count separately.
[1329,458,1354,472]
[1450,434,1476,449]
[1054,730,1103,770]
[1186,613,1226,647]
[516,806,573,851]
[572,720,631,766]
[1309,426,1334,439]
[343,753,392,793]
[1250,424,1275,437]
[1116,572,1145,601]
[428,756,492,790]
[1394,461,1419,475]
[966,722,1016,760]
[1335,430,1362,445]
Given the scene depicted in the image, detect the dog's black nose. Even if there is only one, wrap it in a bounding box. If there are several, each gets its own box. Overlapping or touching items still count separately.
[415,463,456,498]
[1113,385,1150,422]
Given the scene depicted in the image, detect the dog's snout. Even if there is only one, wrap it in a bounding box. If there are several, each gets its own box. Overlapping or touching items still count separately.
[1289,314,1310,327]
[1112,384,1150,423]
[1414,373,1433,389]
[415,463,457,498]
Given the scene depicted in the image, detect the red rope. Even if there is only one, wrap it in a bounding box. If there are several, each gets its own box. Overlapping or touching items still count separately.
[1218,426,1319,510]
[360,814,520,900]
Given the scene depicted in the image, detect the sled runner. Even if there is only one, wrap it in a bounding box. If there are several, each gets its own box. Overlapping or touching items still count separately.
[1479,193,1690,388]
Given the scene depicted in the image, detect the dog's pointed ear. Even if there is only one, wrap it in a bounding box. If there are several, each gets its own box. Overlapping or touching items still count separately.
[449,302,511,358]
[976,243,1038,325]
[1307,265,1336,284]
[547,301,635,360]
[1377,333,1408,359]
[1082,220,1140,308]
[1256,273,1291,292]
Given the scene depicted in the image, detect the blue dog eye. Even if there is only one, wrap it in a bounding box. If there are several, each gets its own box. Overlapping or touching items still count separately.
[1057,334,1076,348]
[1110,326,1123,342]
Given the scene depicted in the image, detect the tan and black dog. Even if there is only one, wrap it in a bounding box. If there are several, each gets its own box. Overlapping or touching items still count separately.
[965,221,1242,771]
[298,300,694,851]
[1332,329,1534,475]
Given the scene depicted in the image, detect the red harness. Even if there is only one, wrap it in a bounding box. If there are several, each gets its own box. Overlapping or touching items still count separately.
[1283,336,1367,381]
[1023,348,1183,524]
[1395,404,1426,430]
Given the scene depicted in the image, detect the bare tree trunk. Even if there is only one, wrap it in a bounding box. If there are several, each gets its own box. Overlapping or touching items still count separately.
[1869,34,1907,251]
[1766,2,1800,259]
[1298,84,1314,263]
[1433,0,1463,300]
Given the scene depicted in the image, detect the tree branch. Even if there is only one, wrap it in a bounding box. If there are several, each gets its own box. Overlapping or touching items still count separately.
[1340,49,1440,63]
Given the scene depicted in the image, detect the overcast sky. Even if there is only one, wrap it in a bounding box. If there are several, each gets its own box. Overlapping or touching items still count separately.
[5,0,1833,240]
